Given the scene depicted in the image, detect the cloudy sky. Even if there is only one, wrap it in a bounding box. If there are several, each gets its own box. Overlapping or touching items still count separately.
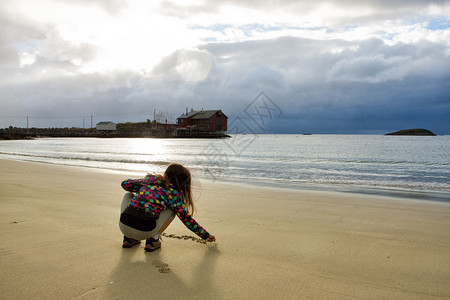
[1,0,449,134]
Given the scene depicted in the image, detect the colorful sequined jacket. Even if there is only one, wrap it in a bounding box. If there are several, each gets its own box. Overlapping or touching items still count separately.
[121,175,210,240]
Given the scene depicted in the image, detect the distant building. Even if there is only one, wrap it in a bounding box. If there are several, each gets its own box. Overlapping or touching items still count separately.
[96,121,117,131]
[177,109,228,132]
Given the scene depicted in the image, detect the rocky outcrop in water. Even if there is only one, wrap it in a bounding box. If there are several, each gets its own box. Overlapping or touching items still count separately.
[385,129,436,136]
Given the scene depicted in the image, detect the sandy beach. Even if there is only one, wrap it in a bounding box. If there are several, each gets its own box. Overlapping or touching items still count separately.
[1,159,449,299]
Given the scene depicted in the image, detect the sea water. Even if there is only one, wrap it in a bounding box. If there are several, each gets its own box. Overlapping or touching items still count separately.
[0,135,449,201]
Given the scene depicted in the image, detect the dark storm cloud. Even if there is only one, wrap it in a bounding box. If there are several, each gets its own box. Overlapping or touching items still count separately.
[198,36,450,134]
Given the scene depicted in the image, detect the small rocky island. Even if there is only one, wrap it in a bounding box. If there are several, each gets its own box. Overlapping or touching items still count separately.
[385,129,436,136]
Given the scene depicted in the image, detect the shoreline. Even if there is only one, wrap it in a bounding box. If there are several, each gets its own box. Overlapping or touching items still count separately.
[1,156,449,203]
[1,159,450,299]
[216,175,450,203]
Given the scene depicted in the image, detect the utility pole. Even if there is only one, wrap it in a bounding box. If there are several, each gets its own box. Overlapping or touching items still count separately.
[27,116,29,129]
[91,116,93,128]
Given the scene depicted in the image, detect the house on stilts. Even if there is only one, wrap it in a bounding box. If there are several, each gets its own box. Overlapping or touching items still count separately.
[177,109,228,138]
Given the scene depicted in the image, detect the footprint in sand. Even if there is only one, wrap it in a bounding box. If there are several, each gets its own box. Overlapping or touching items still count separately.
[152,261,171,273]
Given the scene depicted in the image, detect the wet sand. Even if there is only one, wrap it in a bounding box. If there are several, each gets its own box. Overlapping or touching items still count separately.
[1,159,449,299]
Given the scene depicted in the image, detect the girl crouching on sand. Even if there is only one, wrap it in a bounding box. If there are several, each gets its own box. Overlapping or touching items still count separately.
[119,163,216,251]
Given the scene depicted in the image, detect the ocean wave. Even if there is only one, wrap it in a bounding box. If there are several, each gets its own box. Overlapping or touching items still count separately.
[218,173,450,193]
[0,151,170,166]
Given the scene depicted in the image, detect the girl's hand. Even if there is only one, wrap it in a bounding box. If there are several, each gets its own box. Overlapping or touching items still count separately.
[206,235,216,242]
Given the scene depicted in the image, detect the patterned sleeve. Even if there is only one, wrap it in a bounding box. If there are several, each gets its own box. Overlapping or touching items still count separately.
[169,193,210,240]
[121,179,143,192]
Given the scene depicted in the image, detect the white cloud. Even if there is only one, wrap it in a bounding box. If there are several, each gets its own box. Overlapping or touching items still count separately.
[152,48,215,82]
[174,49,215,82]
[2,0,449,76]
[18,51,37,67]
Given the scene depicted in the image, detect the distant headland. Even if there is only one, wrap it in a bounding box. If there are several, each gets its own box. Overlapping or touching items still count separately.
[385,129,436,136]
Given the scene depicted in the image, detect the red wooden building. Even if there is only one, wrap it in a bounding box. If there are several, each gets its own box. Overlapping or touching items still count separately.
[177,109,228,132]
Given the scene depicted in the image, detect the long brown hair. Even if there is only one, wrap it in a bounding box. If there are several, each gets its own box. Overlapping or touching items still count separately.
[163,163,195,215]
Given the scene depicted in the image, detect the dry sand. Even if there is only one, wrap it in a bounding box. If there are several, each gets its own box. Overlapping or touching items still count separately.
[0,159,449,299]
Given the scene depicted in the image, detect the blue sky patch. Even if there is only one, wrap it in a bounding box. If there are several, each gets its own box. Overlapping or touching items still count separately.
[426,17,450,30]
